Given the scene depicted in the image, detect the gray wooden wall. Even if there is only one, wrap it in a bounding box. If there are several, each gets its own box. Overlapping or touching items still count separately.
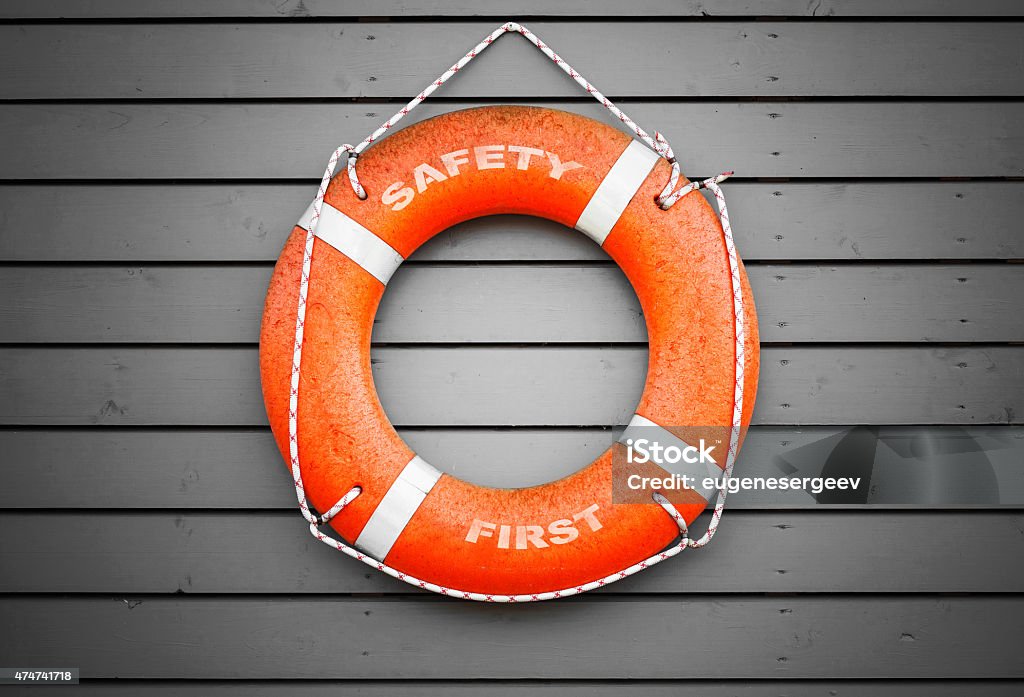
[1,2,1023,695]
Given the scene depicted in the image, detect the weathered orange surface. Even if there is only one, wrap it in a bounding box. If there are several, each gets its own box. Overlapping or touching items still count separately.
[260,106,760,594]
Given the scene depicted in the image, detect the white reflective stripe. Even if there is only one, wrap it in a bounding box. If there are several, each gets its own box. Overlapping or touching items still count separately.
[354,455,442,560]
[618,413,721,505]
[295,201,404,285]
[574,140,660,245]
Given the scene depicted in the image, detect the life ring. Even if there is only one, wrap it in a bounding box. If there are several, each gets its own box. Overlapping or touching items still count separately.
[260,105,759,596]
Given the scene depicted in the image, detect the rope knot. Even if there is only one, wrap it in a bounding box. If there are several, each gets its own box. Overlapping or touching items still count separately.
[658,170,735,209]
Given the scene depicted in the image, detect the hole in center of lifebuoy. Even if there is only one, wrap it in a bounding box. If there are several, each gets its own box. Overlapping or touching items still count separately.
[370,215,649,489]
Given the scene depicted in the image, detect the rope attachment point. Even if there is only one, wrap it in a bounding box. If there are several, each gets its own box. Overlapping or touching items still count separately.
[307,486,363,527]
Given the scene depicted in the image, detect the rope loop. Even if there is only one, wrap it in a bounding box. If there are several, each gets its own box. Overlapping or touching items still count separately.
[308,486,362,527]
[318,143,366,202]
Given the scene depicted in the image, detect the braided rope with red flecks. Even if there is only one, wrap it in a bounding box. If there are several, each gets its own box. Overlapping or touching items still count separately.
[285,23,745,601]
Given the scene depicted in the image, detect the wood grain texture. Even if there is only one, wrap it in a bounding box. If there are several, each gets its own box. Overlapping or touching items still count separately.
[0,346,1019,426]
[1,512,1020,593]
[2,596,1023,678]
[3,183,1023,262]
[3,23,1022,98]
[3,426,1019,507]
[0,264,1018,343]
[1,1,1021,688]
[8,681,1024,697]
[3,102,1022,179]
[5,1,1024,18]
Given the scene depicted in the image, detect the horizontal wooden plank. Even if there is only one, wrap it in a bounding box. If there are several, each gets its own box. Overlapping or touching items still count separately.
[2,426,1021,507]
[5,1,1024,18]
[1,264,1019,344]
[0,347,1020,426]
[10,682,1024,697]
[1,512,1019,593]
[3,23,1022,98]
[2,597,1022,678]
[2,183,1023,262]
[2,102,1022,179]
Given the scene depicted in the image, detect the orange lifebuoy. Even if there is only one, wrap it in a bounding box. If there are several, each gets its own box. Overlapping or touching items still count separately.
[260,105,759,596]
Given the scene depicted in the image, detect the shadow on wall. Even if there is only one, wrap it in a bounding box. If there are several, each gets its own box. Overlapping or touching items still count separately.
[777,426,1002,504]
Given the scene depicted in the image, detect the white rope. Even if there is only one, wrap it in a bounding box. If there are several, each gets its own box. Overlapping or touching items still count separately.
[336,21,697,208]
[287,142,359,528]
[286,22,746,601]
